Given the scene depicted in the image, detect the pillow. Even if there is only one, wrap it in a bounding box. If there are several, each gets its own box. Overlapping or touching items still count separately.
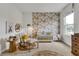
[46,32,51,35]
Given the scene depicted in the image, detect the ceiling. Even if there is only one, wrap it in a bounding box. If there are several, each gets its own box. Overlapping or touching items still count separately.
[14,3,68,13]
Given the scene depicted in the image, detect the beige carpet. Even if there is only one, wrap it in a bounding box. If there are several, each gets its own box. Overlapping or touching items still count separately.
[1,42,72,56]
[32,50,63,56]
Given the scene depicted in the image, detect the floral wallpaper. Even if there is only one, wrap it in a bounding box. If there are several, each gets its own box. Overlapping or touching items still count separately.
[32,12,60,40]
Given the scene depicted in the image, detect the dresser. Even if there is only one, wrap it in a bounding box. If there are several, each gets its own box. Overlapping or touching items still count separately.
[72,33,79,55]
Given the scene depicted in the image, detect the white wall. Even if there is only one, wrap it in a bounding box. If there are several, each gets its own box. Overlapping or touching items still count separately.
[0,4,23,54]
[60,3,79,46]
[0,17,6,53]
[0,4,23,23]
[0,18,6,36]
[74,4,79,33]
[60,4,72,46]
[22,12,32,28]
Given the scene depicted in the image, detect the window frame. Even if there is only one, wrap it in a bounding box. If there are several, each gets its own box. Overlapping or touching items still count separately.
[63,12,74,35]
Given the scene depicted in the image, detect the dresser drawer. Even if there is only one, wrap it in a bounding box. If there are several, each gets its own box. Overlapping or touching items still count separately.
[72,47,79,55]
[72,37,79,43]
[72,42,79,48]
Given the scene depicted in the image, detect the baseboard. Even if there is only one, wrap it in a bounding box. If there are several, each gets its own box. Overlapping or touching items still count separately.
[0,48,6,54]
[38,41,52,43]
[53,40,62,42]
[61,41,71,47]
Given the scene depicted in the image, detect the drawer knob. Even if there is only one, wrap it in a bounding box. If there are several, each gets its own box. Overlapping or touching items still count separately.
[75,44,77,46]
[75,50,77,52]
[75,38,77,40]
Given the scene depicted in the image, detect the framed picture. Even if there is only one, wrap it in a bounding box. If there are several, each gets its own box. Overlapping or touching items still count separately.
[6,21,13,33]
[15,24,20,32]
[8,24,13,33]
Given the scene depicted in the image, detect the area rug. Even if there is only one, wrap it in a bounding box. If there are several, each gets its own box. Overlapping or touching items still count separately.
[32,50,62,56]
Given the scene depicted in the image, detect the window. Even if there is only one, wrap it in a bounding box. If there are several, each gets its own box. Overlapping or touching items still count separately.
[64,13,74,35]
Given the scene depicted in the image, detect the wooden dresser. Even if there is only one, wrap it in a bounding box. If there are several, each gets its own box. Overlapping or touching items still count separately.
[72,33,79,55]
